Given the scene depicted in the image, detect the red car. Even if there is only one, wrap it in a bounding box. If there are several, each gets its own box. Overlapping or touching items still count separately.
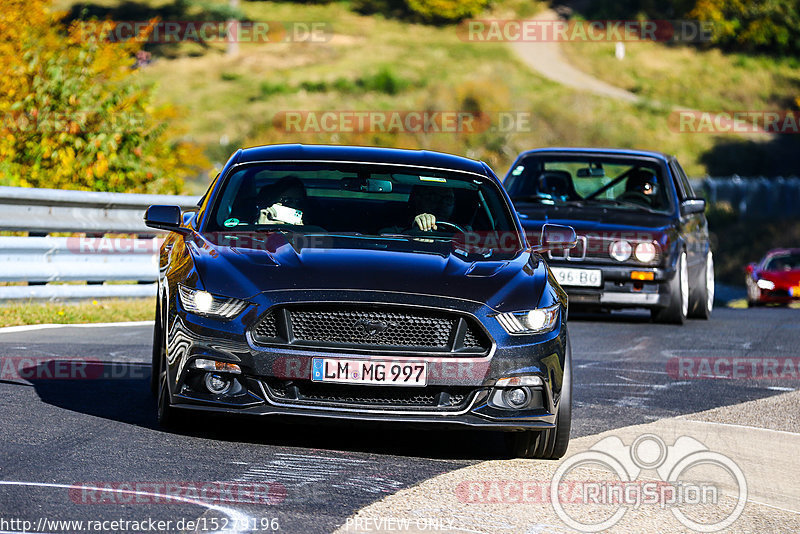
[746,248,800,306]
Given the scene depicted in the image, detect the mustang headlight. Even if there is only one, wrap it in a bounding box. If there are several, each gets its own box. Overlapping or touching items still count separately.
[495,304,559,335]
[178,284,248,319]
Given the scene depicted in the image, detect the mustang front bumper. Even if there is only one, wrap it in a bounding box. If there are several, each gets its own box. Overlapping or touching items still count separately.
[162,290,567,432]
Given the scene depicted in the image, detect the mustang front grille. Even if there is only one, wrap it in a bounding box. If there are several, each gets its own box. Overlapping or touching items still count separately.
[251,304,490,355]
[292,308,453,347]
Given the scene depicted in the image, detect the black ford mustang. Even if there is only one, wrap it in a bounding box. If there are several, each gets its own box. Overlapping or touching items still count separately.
[503,148,714,324]
[146,144,576,459]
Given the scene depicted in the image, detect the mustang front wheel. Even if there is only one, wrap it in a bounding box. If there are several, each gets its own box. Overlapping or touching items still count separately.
[505,334,572,459]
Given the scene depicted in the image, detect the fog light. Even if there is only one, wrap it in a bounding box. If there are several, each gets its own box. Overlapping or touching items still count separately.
[503,387,530,409]
[204,373,232,395]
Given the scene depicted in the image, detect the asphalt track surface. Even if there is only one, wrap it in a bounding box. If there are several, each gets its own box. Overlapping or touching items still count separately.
[1,307,798,533]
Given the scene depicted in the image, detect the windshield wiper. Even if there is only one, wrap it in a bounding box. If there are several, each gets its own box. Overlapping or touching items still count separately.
[584,198,659,213]
[511,195,557,204]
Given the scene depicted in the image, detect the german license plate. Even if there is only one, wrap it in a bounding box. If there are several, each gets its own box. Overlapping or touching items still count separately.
[311,358,427,386]
[551,267,602,287]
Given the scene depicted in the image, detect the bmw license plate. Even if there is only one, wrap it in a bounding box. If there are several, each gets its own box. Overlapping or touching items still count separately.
[311,358,427,386]
[551,267,602,287]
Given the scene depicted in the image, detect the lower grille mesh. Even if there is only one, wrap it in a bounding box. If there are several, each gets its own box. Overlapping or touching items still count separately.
[265,380,475,411]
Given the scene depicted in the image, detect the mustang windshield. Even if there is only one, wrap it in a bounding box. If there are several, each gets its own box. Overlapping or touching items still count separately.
[505,156,673,214]
[206,163,518,239]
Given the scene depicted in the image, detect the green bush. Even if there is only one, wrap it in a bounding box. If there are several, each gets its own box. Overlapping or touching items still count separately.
[406,0,491,22]
[353,0,490,23]
[691,0,800,55]
[259,80,291,97]
[359,67,409,94]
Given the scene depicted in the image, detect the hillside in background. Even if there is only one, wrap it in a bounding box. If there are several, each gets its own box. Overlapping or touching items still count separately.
[52,0,800,194]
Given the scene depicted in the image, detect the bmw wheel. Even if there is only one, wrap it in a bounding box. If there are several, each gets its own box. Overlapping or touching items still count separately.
[652,251,688,324]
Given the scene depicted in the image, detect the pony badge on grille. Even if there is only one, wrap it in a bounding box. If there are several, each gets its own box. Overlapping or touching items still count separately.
[353,318,397,337]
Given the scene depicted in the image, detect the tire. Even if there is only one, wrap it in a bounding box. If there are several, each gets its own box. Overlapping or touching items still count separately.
[150,299,163,396]
[156,351,184,428]
[155,302,184,429]
[689,251,714,319]
[652,251,689,324]
[505,333,572,460]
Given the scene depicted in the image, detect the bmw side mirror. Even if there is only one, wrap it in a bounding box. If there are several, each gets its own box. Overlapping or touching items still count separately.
[537,223,577,252]
[680,198,706,216]
[144,205,188,233]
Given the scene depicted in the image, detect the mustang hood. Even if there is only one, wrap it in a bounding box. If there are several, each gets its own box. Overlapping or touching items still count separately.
[187,232,547,311]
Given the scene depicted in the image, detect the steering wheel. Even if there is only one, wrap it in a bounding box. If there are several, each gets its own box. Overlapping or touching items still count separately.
[433,221,467,234]
[402,221,467,235]
[617,191,652,207]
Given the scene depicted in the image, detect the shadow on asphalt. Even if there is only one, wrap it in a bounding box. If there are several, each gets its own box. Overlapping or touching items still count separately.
[25,362,510,461]
[567,309,653,323]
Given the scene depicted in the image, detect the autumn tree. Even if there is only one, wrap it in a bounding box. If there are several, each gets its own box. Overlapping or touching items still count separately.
[0,0,205,193]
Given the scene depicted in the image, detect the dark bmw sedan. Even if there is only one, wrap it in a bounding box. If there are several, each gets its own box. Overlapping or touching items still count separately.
[503,148,714,324]
[145,144,577,459]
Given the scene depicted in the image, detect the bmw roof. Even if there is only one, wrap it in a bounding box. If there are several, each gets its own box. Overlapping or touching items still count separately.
[513,147,673,161]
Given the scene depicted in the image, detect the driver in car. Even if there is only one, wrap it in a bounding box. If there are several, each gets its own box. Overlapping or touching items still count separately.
[256,176,308,225]
[410,185,456,231]
[622,169,660,208]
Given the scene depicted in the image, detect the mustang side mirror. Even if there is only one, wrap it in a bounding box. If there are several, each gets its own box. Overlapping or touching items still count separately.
[536,223,577,252]
[144,205,188,233]
[680,198,706,216]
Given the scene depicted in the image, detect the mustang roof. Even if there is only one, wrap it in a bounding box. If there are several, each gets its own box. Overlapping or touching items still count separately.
[234,144,489,175]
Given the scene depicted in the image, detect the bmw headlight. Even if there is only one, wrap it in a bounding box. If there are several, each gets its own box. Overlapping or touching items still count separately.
[495,304,559,335]
[178,284,248,319]
[609,240,632,262]
[634,242,657,263]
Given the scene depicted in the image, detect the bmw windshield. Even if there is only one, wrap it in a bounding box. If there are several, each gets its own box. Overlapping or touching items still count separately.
[504,156,674,214]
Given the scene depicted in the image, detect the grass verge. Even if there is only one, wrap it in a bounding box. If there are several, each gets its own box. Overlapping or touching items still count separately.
[0,298,155,327]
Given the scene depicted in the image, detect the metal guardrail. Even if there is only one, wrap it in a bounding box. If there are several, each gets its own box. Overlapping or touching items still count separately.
[0,186,200,301]
[699,176,800,220]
